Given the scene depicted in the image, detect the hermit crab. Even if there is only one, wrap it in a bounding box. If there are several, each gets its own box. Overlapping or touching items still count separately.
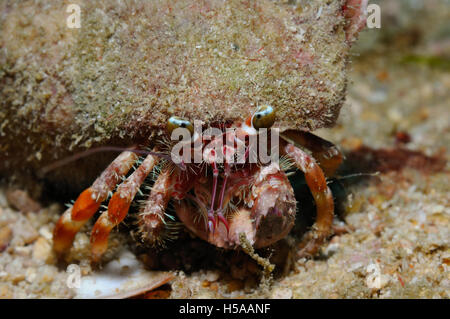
[0,0,367,263]
[52,105,343,262]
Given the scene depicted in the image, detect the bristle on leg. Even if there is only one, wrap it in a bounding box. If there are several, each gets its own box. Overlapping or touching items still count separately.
[52,151,138,256]
[283,143,334,257]
[89,153,158,262]
[138,168,172,247]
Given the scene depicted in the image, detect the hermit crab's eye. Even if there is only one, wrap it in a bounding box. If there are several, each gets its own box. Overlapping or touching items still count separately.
[167,116,194,135]
[252,105,276,130]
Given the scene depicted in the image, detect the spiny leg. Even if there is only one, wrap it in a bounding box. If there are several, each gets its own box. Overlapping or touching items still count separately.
[207,161,219,232]
[216,162,231,234]
[203,135,235,233]
[282,131,351,245]
[90,153,158,262]
[53,151,138,255]
[283,143,334,258]
[281,130,343,177]
[206,160,232,234]
[137,167,173,247]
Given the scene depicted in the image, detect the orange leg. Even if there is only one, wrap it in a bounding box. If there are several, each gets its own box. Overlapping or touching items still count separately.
[283,142,335,257]
[281,130,343,177]
[90,153,158,262]
[53,151,138,255]
[137,167,173,247]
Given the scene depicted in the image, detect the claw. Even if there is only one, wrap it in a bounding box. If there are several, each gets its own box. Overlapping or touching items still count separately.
[90,214,113,263]
[53,208,84,255]
[71,188,102,221]
[53,188,102,255]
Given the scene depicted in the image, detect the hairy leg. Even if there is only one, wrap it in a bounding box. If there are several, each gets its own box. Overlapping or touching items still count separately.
[282,142,334,257]
[89,153,158,262]
[53,151,138,255]
[281,130,343,177]
[137,167,173,247]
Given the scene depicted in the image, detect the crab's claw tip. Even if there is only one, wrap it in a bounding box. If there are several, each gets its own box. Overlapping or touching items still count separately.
[71,188,101,221]
[52,217,76,256]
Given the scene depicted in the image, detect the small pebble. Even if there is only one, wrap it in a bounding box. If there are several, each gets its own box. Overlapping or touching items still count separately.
[25,268,37,283]
[5,189,41,213]
[205,270,220,282]
[14,246,32,257]
[430,205,445,214]
[33,237,52,262]
[39,226,53,241]
[271,287,293,299]
[0,226,12,252]
[13,217,39,245]
[365,263,390,289]
[11,274,25,284]
[0,284,12,298]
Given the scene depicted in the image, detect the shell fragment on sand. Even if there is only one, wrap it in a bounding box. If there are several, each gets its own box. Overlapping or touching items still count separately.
[74,250,174,299]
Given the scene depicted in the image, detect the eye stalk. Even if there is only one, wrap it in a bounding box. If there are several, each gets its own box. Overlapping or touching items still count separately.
[252,105,276,130]
[167,116,194,135]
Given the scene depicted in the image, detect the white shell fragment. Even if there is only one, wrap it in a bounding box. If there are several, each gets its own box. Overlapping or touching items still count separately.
[365,263,390,290]
[75,249,174,299]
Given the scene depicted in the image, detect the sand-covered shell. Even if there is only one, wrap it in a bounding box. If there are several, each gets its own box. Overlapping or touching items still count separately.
[0,0,354,188]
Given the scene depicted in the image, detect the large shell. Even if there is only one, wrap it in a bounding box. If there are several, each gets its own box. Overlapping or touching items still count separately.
[1,0,353,187]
